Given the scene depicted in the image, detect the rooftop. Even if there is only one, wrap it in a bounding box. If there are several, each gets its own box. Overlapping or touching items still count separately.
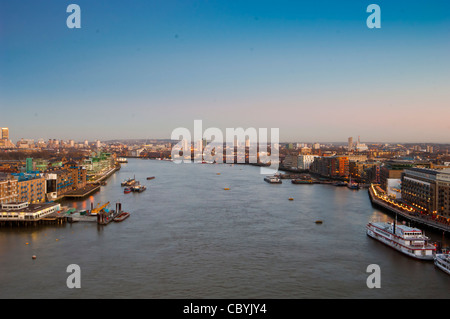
[0,202,59,213]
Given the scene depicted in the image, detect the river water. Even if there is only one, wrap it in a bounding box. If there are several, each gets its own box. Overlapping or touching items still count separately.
[0,158,449,299]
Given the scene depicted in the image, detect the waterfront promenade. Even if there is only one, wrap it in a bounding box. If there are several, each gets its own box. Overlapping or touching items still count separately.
[368,184,450,234]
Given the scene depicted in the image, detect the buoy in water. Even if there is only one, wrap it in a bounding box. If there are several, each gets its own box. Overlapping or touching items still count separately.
[25,243,29,245]
[224,188,230,190]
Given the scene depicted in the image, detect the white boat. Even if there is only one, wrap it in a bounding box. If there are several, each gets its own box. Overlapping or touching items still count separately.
[366,220,436,260]
[264,176,282,184]
[434,252,450,275]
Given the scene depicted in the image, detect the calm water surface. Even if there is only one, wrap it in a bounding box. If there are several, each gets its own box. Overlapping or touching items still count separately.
[1,159,449,298]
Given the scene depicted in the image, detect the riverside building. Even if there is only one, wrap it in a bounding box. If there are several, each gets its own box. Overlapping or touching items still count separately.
[401,168,450,221]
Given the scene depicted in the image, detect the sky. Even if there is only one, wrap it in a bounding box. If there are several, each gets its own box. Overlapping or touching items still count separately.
[1,0,449,143]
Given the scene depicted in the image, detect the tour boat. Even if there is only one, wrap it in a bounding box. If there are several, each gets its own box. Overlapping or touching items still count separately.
[264,176,282,184]
[366,220,436,260]
[434,252,450,275]
[114,212,130,222]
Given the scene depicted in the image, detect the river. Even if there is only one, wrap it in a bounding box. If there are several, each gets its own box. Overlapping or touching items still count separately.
[0,158,449,298]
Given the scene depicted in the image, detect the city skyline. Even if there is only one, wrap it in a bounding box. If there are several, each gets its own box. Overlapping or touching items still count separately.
[1,1,450,143]
[2,124,450,145]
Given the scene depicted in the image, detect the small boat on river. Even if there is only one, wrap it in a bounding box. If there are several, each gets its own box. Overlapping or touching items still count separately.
[114,212,130,222]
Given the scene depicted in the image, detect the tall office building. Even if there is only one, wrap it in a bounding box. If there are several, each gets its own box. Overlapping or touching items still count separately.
[348,137,353,151]
[1,128,9,140]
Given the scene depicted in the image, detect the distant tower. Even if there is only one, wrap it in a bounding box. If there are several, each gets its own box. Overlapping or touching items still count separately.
[26,158,34,173]
[1,127,9,140]
[348,137,353,152]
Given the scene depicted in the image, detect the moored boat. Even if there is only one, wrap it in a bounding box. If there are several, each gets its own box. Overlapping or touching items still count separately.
[124,187,131,194]
[333,182,347,187]
[366,220,436,260]
[114,212,130,222]
[264,176,282,184]
[434,252,450,275]
[292,179,313,184]
[147,176,155,180]
[132,185,146,193]
[121,177,136,187]
[347,183,360,190]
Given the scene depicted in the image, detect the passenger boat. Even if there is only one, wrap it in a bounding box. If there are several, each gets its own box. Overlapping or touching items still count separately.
[147,176,155,180]
[366,220,436,260]
[124,187,132,194]
[264,176,282,184]
[434,251,450,275]
[114,212,130,222]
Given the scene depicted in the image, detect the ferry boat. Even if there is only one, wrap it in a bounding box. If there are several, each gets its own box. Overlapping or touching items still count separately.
[366,220,436,260]
[434,252,450,275]
[264,176,282,184]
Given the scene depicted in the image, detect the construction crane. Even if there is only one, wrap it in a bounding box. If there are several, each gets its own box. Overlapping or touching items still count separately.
[90,201,110,215]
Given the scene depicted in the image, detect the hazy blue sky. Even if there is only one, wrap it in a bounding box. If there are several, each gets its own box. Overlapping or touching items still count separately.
[1,0,449,143]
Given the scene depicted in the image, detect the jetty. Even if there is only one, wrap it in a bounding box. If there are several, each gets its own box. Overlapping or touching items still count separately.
[64,184,101,199]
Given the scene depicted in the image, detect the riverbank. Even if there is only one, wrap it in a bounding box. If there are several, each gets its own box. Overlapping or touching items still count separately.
[368,184,450,234]
[52,165,120,202]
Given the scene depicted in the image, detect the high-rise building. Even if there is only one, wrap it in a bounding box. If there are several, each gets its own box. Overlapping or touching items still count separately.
[348,137,353,152]
[1,128,9,140]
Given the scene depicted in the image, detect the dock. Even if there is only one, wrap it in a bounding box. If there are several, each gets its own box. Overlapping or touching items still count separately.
[67,203,125,225]
[64,184,101,199]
